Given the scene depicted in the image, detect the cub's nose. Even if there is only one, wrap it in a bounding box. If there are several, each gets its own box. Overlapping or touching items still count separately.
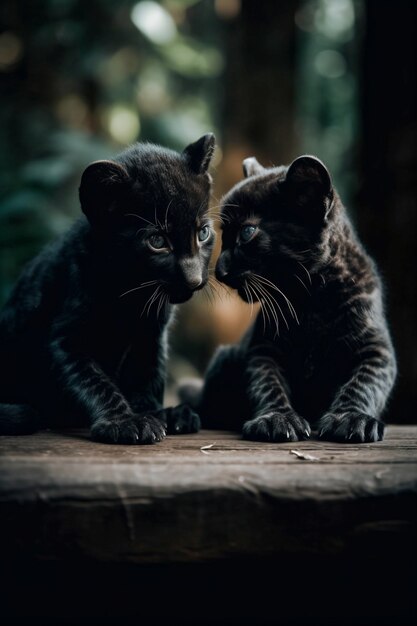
[215,253,230,282]
[215,266,228,282]
[186,275,203,290]
[215,250,231,282]
[179,257,202,290]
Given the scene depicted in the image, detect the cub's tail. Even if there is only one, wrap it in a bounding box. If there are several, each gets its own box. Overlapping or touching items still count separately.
[0,403,40,435]
[177,377,204,411]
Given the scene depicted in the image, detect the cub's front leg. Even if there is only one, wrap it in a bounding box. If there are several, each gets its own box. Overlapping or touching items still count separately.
[120,345,200,436]
[244,354,311,442]
[317,330,397,443]
[50,334,166,445]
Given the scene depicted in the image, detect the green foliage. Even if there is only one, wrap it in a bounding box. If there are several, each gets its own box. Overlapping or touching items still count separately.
[296,0,362,205]
[0,0,222,305]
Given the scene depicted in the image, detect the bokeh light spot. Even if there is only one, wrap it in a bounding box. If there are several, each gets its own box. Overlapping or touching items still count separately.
[214,0,241,20]
[107,106,141,144]
[136,65,171,115]
[56,94,88,129]
[131,2,177,45]
[0,32,23,70]
[314,49,347,79]
[315,0,355,41]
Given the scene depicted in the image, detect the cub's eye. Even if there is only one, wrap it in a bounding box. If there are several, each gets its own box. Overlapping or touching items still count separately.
[198,225,210,242]
[240,225,258,243]
[148,234,168,251]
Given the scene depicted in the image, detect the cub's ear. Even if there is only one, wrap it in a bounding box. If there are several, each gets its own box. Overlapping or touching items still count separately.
[242,157,264,178]
[183,133,216,175]
[285,155,333,212]
[79,160,130,224]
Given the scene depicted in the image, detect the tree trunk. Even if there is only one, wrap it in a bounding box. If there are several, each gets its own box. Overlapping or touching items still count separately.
[357,0,417,423]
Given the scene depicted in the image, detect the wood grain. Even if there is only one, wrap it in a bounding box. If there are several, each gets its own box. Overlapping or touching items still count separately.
[0,426,416,563]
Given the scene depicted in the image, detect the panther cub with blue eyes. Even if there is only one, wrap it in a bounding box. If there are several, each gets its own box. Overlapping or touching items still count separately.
[0,135,216,444]
[193,155,396,442]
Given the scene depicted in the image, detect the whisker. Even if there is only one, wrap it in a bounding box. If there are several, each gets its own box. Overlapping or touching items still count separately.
[242,283,251,313]
[208,276,222,287]
[141,288,157,317]
[204,213,223,224]
[243,280,255,318]
[163,293,170,316]
[125,213,156,228]
[157,290,166,318]
[297,261,312,285]
[209,276,230,297]
[249,280,269,333]
[252,273,299,325]
[252,273,297,324]
[147,286,162,317]
[206,279,220,303]
[250,277,281,333]
[211,277,231,302]
[244,281,252,317]
[119,280,158,299]
[261,281,284,336]
[206,284,216,306]
[141,286,161,317]
[201,288,211,306]
[196,197,208,216]
[164,199,173,232]
[199,280,214,306]
[249,276,283,335]
[294,273,311,295]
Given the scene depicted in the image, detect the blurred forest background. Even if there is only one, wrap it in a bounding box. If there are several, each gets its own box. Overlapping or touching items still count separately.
[0,0,415,422]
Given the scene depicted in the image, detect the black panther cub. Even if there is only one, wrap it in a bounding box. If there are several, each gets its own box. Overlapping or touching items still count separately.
[194,155,397,443]
[0,134,216,444]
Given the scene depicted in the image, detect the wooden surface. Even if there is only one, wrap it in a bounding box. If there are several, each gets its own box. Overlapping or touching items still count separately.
[0,426,416,563]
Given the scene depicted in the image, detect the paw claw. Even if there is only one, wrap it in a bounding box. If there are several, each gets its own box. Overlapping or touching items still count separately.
[91,414,166,445]
[317,412,384,443]
[243,411,310,443]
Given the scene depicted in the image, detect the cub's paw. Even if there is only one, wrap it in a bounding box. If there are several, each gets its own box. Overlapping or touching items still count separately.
[91,414,166,445]
[317,412,384,443]
[242,411,311,443]
[164,404,201,434]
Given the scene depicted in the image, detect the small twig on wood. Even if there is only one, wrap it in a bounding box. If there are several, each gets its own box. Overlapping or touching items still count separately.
[290,449,319,461]
[200,442,216,455]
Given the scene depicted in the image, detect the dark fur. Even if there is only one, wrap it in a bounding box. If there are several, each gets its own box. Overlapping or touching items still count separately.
[196,155,397,443]
[0,135,216,443]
